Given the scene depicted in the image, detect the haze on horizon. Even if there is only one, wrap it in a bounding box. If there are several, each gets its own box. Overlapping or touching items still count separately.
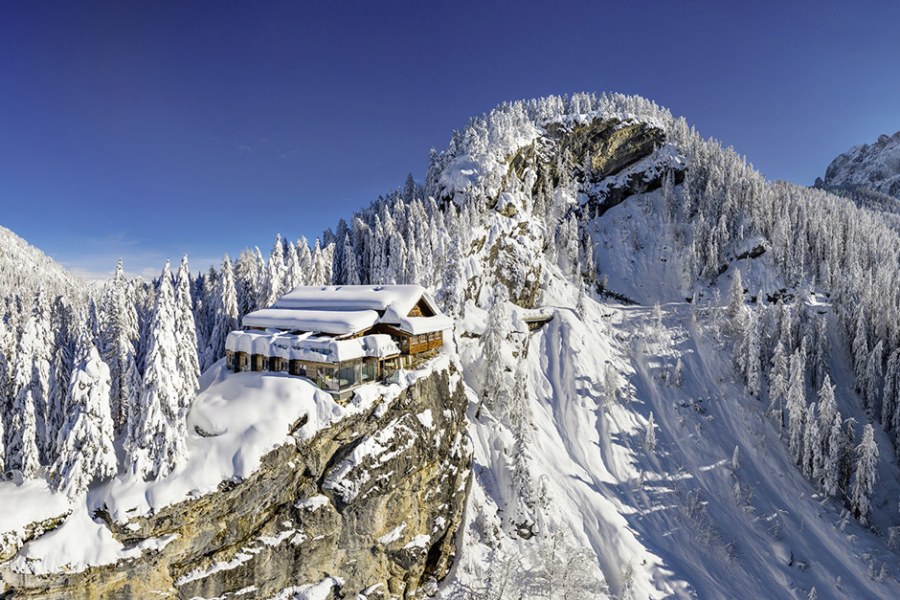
[1,0,899,280]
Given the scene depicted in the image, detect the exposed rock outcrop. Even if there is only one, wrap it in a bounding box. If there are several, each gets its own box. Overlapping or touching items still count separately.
[1,367,471,599]
[478,116,683,308]
[818,131,900,199]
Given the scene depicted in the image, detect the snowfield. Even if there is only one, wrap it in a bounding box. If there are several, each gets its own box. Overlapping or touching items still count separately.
[444,185,900,599]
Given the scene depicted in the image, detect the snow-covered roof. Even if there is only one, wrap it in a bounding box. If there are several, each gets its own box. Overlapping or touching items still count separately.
[273,285,440,325]
[397,315,454,335]
[241,308,379,336]
[226,331,400,364]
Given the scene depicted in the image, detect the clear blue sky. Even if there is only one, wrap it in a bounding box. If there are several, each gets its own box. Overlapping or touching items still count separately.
[1,1,899,279]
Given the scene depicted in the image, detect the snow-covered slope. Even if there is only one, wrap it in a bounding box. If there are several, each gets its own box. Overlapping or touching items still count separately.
[0,226,82,302]
[819,131,900,199]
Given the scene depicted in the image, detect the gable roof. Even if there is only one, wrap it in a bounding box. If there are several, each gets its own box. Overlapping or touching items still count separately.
[273,285,439,324]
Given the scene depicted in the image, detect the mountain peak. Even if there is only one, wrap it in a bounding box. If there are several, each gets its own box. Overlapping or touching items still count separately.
[821,131,900,199]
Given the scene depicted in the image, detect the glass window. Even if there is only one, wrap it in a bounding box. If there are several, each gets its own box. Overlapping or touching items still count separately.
[338,363,356,389]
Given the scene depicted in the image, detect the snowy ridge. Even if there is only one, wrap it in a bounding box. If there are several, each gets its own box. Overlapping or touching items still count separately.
[821,131,900,199]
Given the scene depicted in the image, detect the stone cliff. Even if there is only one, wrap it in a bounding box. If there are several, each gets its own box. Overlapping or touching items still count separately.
[1,366,471,599]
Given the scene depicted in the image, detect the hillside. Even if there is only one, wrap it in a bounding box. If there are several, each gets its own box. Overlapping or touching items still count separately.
[3,93,900,599]
[0,226,82,304]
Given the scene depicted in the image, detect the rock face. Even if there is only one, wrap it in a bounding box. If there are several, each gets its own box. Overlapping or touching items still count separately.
[478,116,680,308]
[2,368,471,599]
[819,131,900,199]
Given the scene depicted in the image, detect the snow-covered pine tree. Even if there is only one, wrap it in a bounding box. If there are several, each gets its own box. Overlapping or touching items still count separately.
[801,402,822,482]
[644,412,657,453]
[439,215,464,315]
[863,339,883,419]
[508,356,536,529]
[883,348,900,433]
[100,260,141,433]
[786,350,807,464]
[262,234,286,308]
[745,310,762,397]
[12,290,53,463]
[202,255,239,370]
[840,417,857,495]
[817,374,837,457]
[125,261,185,480]
[297,236,313,282]
[813,315,829,388]
[481,283,510,414]
[50,329,116,496]
[285,240,303,291]
[311,238,329,286]
[852,308,869,390]
[727,268,745,332]
[46,296,76,464]
[7,388,41,477]
[768,338,789,430]
[340,234,359,286]
[174,256,200,432]
[823,411,843,498]
[850,423,879,526]
[235,248,262,318]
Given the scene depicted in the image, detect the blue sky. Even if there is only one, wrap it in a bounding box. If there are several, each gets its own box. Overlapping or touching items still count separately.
[1,1,899,280]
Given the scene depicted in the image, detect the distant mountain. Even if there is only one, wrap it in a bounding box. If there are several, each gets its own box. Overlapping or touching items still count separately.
[817,131,900,199]
[0,225,83,302]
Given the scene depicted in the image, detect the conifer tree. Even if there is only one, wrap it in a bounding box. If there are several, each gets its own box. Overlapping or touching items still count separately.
[341,234,359,286]
[481,284,510,414]
[850,424,879,526]
[644,412,657,453]
[263,234,286,308]
[235,248,262,318]
[174,257,200,427]
[864,340,883,418]
[509,357,536,523]
[100,260,141,433]
[439,217,464,315]
[823,411,843,498]
[50,330,116,496]
[839,417,857,495]
[817,374,837,457]
[125,262,185,480]
[311,239,328,286]
[285,241,303,291]
[852,309,869,387]
[786,350,806,464]
[12,290,52,463]
[203,255,239,370]
[768,338,789,430]
[882,348,900,432]
[802,402,822,482]
[812,315,829,388]
[727,268,745,331]
[745,311,762,397]
[7,389,40,477]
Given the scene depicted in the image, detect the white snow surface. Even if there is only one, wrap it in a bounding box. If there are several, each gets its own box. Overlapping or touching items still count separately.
[443,183,900,599]
[241,308,379,336]
[96,363,344,522]
[10,503,176,575]
[0,479,71,537]
[267,576,344,600]
[274,284,438,324]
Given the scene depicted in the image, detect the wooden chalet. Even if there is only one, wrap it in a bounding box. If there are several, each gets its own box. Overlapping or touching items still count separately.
[225,285,452,399]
